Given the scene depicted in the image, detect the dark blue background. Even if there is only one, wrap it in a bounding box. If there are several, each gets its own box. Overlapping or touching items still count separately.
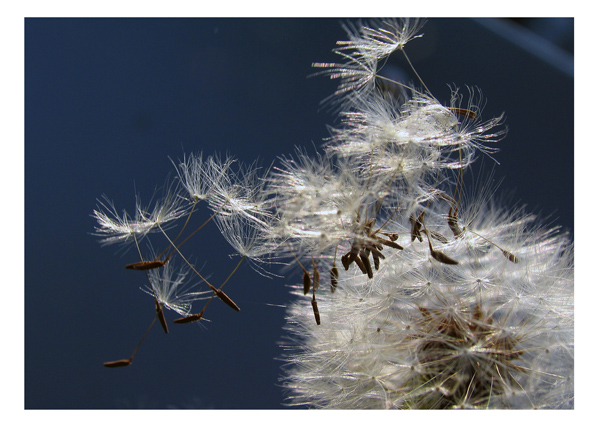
[25,18,573,409]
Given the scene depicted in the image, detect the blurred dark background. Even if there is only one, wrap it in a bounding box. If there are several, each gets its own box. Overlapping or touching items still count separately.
[25,18,573,409]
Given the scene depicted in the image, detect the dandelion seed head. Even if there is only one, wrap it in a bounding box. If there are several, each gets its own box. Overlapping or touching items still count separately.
[282,196,573,409]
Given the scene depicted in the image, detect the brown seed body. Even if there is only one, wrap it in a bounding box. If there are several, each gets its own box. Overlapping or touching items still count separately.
[502,250,519,263]
[174,312,204,324]
[125,260,166,270]
[341,253,350,270]
[215,289,241,312]
[303,271,311,295]
[449,107,478,120]
[380,239,403,250]
[372,251,380,270]
[155,298,169,334]
[410,212,424,242]
[448,206,464,238]
[313,267,320,291]
[359,250,373,279]
[430,230,449,244]
[330,266,338,293]
[311,296,321,325]
[353,254,367,275]
[431,249,459,265]
[104,359,131,368]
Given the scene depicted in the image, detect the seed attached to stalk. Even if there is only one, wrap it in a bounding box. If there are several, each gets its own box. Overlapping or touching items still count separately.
[214,288,241,312]
[502,249,519,264]
[425,228,459,265]
[125,259,168,271]
[174,311,204,324]
[341,253,350,270]
[430,230,449,244]
[312,260,320,291]
[303,270,311,295]
[410,212,424,242]
[103,359,131,368]
[359,250,373,279]
[155,297,169,334]
[449,107,478,120]
[379,239,403,250]
[330,264,339,293]
[353,254,368,275]
[311,294,321,326]
[430,248,459,265]
[447,205,464,238]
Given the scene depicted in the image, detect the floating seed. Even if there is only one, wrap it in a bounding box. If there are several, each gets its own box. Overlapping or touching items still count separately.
[215,289,241,312]
[155,298,169,334]
[104,359,131,368]
[125,260,167,270]
[174,312,204,324]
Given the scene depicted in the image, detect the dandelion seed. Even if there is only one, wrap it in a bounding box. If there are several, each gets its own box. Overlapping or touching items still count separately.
[214,289,241,312]
[341,253,350,270]
[174,311,204,324]
[378,238,403,250]
[103,359,131,368]
[155,297,169,334]
[429,230,448,244]
[501,249,519,263]
[125,259,168,271]
[330,265,339,292]
[103,316,158,369]
[303,271,311,295]
[311,294,321,326]
[359,250,373,279]
[449,107,477,120]
[447,205,464,238]
[410,212,425,242]
[382,232,399,241]
[312,260,320,291]
[425,229,458,265]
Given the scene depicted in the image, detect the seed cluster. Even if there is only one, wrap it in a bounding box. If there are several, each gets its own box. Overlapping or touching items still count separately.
[91,19,573,409]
